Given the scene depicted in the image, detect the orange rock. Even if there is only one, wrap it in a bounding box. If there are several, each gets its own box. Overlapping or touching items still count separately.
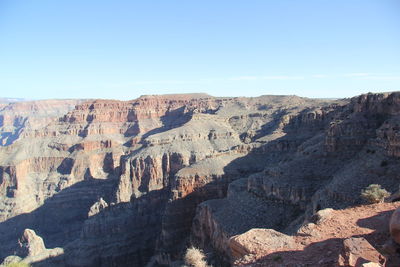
[338,237,385,267]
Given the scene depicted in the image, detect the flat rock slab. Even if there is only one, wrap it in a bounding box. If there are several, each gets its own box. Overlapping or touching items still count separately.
[229,228,298,260]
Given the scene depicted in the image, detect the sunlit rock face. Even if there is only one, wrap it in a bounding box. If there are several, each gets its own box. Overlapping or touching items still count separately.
[1,92,399,266]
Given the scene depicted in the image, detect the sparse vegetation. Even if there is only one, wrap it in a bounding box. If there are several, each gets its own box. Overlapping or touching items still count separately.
[272,255,282,262]
[361,184,390,203]
[4,262,31,267]
[184,247,211,267]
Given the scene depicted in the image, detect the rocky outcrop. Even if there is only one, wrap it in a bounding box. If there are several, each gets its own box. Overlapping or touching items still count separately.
[1,229,64,266]
[87,198,108,217]
[325,93,400,154]
[338,237,385,267]
[18,229,47,257]
[62,189,169,267]
[191,177,303,265]
[116,152,187,201]
[229,229,298,261]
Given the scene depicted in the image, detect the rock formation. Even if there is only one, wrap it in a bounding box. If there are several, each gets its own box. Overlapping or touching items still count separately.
[338,237,385,267]
[0,92,399,266]
[229,229,298,261]
[18,229,47,257]
[0,228,63,266]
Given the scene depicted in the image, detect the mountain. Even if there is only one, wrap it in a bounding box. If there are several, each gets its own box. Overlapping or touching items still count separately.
[0,92,399,266]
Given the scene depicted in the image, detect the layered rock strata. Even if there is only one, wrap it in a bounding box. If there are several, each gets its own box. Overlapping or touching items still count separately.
[1,92,399,266]
[190,92,400,265]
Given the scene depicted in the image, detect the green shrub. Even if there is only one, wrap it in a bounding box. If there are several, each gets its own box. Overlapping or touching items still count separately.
[272,255,282,261]
[361,184,390,203]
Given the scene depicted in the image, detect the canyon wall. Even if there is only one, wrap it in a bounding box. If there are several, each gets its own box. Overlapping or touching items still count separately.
[1,92,399,266]
[190,92,400,266]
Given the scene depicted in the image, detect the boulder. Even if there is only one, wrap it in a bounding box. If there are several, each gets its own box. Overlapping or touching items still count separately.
[312,208,334,225]
[229,229,297,260]
[338,237,385,267]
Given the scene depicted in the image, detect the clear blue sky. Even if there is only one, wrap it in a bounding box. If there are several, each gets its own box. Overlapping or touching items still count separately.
[0,0,399,100]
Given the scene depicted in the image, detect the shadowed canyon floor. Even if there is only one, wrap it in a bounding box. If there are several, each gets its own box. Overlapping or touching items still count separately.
[1,93,400,266]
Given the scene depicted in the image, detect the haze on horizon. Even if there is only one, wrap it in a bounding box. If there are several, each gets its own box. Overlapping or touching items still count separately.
[0,0,399,100]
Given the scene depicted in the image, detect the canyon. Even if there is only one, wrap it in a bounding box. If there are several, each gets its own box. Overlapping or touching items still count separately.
[0,92,400,266]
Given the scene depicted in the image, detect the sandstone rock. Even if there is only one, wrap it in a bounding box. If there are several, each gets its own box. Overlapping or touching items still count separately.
[24,247,64,264]
[297,222,318,236]
[229,229,297,260]
[361,262,382,267]
[18,229,46,257]
[312,208,334,225]
[0,228,65,265]
[88,197,108,217]
[0,255,22,266]
[338,237,385,267]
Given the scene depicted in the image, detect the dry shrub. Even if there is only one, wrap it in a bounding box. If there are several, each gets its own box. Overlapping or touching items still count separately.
[184,247,210,267]
[361,184,390,203]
